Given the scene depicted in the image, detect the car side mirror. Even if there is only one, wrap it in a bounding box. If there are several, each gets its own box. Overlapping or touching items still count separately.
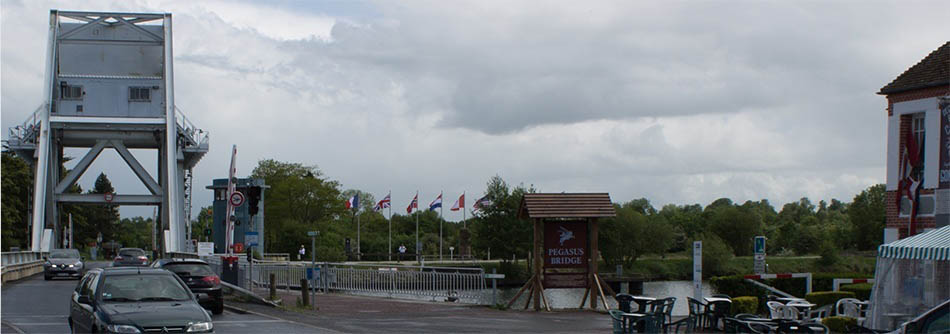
[77,295,92,305]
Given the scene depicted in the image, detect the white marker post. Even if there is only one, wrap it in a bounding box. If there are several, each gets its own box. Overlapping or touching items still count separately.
[693,241,703,300]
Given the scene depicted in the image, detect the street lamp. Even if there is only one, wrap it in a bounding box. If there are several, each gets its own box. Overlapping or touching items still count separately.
[449,246,455,260]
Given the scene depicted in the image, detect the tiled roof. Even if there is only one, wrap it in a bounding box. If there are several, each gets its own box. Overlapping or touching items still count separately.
[518,193,616,219]
[879,41,950,95]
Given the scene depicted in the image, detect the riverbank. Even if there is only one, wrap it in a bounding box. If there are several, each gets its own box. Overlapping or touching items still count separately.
[467,253,877,284]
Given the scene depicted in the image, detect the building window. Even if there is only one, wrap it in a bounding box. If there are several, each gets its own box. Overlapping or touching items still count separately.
[215,189,226,201]
[129,87,151,102]
[912,112,925,148]
[60,83,83,100]
[899,194,935,217]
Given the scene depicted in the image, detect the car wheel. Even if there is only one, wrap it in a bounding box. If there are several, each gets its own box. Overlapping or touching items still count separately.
[213,300,224,315]
[44,274,50,281]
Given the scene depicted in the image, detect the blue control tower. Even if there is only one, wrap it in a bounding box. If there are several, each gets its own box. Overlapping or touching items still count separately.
[206,178,266,254]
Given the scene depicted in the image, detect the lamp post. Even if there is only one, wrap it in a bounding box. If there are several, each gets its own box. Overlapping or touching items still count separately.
[307,230,319,310]
[449,246,454,260]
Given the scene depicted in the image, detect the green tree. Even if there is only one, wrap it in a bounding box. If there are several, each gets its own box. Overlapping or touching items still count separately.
[1,152,33,249]
[849,184,886,251]
[705,204,763,256]
[469,175,534,262]
[85,173,119,243]
[250,159,345,257]
[191,206,213,241]
[600,200,675,267]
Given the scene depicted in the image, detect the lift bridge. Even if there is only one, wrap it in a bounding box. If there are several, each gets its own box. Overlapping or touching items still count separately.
[4,10,208,253]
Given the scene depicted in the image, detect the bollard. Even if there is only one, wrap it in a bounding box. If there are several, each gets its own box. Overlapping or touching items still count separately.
[270,273,277,300]
[300,278,309,307]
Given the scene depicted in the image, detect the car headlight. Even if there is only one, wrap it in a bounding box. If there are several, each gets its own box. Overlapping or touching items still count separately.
[68,264,75,268]
[105,324,141,333]
[51,264,58,268]
[186,321,213,332]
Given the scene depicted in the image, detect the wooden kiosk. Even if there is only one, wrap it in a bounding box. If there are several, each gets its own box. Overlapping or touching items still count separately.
[509,193,617,311]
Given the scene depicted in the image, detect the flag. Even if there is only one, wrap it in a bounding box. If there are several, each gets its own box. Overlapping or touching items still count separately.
[429,193,443,211]
[897,129,924,234]
[473,195,492,212]
[374,193,391,212]
[407,193,418,214]
[450,193,464,211]
[345,194,359,210]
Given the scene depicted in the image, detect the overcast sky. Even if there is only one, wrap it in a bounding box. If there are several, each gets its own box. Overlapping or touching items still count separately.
[3,0,949,222]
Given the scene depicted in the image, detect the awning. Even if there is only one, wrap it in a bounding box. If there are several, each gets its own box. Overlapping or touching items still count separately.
[877,225,950,260]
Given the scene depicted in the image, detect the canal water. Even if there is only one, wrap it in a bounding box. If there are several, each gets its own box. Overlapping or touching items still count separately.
[494,281,716,316]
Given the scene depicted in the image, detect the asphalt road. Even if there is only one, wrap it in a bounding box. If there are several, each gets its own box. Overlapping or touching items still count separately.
[0,262,322,334]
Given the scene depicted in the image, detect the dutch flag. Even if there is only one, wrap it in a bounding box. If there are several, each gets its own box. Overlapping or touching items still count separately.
[428,193,443,211]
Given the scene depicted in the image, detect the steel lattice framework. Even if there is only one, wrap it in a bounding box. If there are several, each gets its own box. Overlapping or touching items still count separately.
[4,10,208,252]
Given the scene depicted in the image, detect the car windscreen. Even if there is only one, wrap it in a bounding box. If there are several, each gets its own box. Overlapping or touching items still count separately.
[50,249,80,259]
[163,263,215,276]
[99,274,191,302]
[118,249,146,257]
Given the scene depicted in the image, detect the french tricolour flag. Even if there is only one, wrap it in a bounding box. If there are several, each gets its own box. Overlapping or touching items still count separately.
[345,194,359,210]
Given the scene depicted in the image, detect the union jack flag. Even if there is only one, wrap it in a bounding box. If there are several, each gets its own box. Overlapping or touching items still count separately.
[374,193,391,212]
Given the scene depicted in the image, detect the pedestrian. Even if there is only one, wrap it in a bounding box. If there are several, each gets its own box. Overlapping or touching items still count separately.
[298,245,305,261]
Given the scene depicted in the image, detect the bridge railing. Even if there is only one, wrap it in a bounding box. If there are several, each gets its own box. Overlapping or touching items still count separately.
[1,251,48,283]
[202,257,489,304]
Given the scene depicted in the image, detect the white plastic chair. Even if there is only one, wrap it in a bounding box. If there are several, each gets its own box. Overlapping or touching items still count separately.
[767,301,785,319]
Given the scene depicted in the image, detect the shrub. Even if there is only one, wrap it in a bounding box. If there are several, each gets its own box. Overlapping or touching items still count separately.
[840,283,872,300]
[731,296,758,315]
[805,291,855,308]
[822,316,857,333]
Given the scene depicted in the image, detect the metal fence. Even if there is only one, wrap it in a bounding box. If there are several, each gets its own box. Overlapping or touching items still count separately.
[203,256,488,304]
[1,251,48,283]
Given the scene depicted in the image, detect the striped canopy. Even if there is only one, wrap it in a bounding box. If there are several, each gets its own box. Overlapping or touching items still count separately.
[878,225,950,260]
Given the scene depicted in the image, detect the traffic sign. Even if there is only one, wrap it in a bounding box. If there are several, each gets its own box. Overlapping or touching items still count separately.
[229,191,246,207]
[245,232,259,247]
[233,242,244,253]
[104,192,114,203]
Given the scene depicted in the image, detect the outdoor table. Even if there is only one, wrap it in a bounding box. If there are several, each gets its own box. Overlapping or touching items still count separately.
[786,301,817,319]
[620,311,649,332]
[703,296,731,304]
[631,296,657,313]
[776,297,806,303]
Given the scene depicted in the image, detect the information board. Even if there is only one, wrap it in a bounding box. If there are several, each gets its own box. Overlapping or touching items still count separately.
[198,242,214,256]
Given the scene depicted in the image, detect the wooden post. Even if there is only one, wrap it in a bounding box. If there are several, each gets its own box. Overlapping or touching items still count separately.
[506,275,534,308]
[300,278,309,307]
[533,218,542,311]
[269,273,277,300]
[590,218,599,309]
[579,286,591,309]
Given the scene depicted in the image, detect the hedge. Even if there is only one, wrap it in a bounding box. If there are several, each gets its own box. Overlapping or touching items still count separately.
[822,316,857,333]
[805,291,855,308]
[840,283,872,300]
[732,296,758,315]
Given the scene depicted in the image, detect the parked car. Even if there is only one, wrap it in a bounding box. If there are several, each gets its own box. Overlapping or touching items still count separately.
[152,258,224,314]
[112,248,149,267]
[68,267,214,333]
[893,299,949,334]
[44,248,84,280]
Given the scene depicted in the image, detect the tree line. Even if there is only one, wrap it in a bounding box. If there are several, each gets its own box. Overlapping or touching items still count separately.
[2,154,885,267]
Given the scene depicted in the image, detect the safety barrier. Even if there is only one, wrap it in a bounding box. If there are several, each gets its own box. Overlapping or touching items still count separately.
[832,278,874,291]
[1,251,48,283]
[744,273,813,295]
[202,257,488,304]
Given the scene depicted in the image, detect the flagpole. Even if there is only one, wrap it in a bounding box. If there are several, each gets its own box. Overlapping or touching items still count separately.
[388,191,392,262]
[439,191,443,262]
[415,191,419,264]
[463,191,466,228]
[356,206,360,261]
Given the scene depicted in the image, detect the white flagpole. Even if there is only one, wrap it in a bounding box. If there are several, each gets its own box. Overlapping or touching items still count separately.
[415,191,419,263]
[388,191,392,262]
[356,201,360,261]
[463,191,466,228]
[439,191,443,262]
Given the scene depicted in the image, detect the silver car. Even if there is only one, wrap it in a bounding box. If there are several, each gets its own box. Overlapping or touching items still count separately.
[44,248,84,280]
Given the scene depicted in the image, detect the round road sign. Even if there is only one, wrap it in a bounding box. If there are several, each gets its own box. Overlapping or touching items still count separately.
[104,192,114,202]
[229,191,246,207]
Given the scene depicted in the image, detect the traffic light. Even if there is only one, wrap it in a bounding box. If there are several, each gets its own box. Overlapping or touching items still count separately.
[247,186,261,216]
[204,228,211,236]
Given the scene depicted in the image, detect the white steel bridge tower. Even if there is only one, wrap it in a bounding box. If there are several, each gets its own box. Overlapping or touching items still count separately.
[5,10,208,252]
